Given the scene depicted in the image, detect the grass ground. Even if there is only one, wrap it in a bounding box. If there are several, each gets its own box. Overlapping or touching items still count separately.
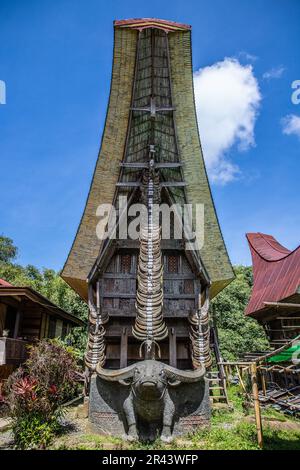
[1,386,299,450]
[48,386,300,451]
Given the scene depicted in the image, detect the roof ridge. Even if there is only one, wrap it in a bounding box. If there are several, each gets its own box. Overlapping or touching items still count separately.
[114,18,191,31]
[0,278,13,287]
[246,232,297,262]
[259,232,291,255]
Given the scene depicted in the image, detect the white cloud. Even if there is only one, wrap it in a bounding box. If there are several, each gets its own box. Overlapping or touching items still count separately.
[237,51,258,63]
[281,114,300,139]
[193,58,261,184]
[262,66,285,80]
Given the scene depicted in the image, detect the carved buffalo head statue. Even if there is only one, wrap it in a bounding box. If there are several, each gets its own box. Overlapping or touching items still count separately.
[96,360,205,400]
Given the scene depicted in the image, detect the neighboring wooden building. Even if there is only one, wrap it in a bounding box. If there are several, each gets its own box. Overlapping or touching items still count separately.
[0,278,84,378]
[244,233,300,413]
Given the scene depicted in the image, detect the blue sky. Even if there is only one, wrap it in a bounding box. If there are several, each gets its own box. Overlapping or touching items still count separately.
[0,0,299,271]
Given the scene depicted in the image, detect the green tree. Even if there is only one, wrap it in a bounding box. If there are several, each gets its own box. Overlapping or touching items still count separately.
[0,235,18,263]
[212,265,269,360]
[0,236,88,356]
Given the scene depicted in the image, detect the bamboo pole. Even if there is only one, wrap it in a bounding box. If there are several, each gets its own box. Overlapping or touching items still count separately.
[250,362,263,448]
[235,364,247,394]
[260,368,267,397]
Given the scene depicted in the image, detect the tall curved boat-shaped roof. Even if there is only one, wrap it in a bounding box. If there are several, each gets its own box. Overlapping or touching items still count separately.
[61,19,234,300]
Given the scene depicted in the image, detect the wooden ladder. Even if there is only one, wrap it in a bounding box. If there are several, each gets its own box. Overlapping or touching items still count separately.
[208,325,229,405]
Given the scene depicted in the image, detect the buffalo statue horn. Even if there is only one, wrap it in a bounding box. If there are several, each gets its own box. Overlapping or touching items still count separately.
[96,363,136,385]
[164,363,206,386]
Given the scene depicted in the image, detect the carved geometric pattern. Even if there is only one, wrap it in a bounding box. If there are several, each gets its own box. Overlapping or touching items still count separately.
[168,255,179,273]
[121,254,131,274]
[184,279,194,294]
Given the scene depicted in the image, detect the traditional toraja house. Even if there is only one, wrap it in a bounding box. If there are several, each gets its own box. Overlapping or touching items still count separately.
[0,278,84,380]
[62,18,234,441]
[244,233,300,414]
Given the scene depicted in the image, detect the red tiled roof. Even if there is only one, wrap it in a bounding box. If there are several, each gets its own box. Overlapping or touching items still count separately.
[245,233,300,316]
[114,18,191,32]
[0,278,13,287]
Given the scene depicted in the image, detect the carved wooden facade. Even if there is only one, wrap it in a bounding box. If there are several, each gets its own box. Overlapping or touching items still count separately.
[89,249,204,369]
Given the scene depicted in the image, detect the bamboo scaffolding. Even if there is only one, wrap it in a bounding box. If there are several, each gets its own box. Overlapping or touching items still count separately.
[218,361,263,448]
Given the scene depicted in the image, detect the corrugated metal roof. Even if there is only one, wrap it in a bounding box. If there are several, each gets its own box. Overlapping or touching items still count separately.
[245,233,300,316]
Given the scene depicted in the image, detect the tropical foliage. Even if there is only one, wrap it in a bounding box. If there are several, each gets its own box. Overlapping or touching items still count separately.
[4,340,81,449]
[212,265,269,360]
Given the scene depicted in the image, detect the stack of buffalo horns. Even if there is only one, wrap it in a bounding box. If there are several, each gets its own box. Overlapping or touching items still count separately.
[189,289,212,369]
[85,294,108,370]
[133,169,168,344]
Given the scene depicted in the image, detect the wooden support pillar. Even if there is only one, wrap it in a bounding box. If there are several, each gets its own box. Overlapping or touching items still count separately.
[39,312,47,339]
[120,327,128,368]
[96,281,101,311]
[45,314,50,338]
[251,362,263,449]
[13,308,22,339]
[88,283,94,311]
[169,327,177,367]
